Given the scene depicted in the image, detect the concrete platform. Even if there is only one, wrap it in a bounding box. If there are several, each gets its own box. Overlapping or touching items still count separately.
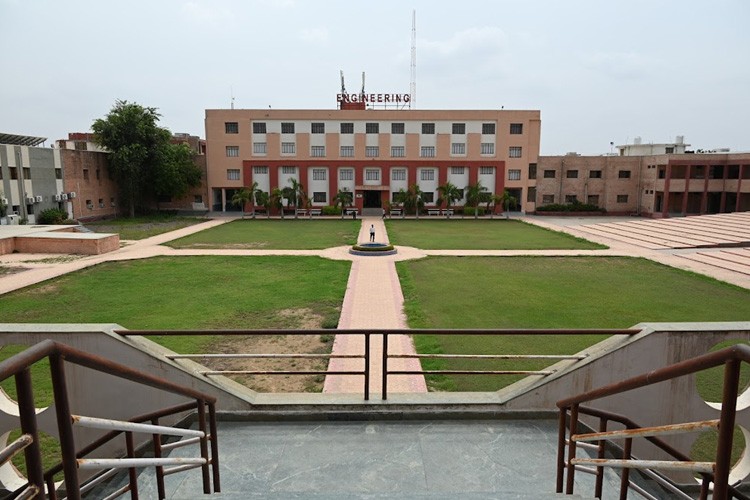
[93,419,618,499]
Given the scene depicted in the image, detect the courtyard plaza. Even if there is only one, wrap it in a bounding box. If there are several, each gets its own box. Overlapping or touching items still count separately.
[1,213,749,498]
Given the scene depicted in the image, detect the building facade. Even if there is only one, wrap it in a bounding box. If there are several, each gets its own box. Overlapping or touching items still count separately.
[204,108,541,214]
[536,152,750,216]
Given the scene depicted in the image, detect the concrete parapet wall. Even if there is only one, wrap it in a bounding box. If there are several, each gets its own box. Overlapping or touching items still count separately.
[13,233,120,254]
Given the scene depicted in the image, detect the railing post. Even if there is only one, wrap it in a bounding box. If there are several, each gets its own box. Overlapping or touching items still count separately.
[619,437,632,500]
[714,358,741,500]
[363,333,370,401]
[15,368,44,500]
[208,402,221,493]
[197,399,211,494]
[382,333,389,400]
[565,403,579,495]
[50,353,81,500]
[151,418,166,500]
[556,408,567,493]
[595,417,607,499]
[125,431,139,500]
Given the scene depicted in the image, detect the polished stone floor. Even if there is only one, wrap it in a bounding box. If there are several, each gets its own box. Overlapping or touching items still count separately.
[90,419,636,499]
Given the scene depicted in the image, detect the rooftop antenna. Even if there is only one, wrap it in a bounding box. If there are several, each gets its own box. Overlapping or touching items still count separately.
[410,10,416,109]
[361,71,366,96]
[230,85,235,110]
[340,70,346,94]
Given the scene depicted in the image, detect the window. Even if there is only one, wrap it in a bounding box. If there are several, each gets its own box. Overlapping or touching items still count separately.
[528,163,537,179]
[451,143,466,155]
[665,147,674,154]
[391,146,405,157]
[510,123,523,134]
[311,122,325,134]
[226,146,239,157]
[480,143,495,155]
[340,169,353,181]
[420,169,435,181]
[281,166,296,174]
[313,192,326,203]
[508,169,521,181]
[55,168,62,179]
[253,143,266,154]
[253,166,268,174]
[365,146,379,157]
[391,123,405,134]
[83,168,89,180]
[98,198,104,207]
[86,199,92,209]
[281,122,295,134]
[480,166,494,175]
[566,170,578,178]
[366,122,379,134]
[340,146,354,157]
[23,167,31,179]
[617,195,629,203]
[618,170,631,179]
[365,169,380,181]
[542,194,555,204]
[509,146,523,158]
[565,195,578,203]
[311,146,325,157]
[391,192,401,202]
[451,167,465,175]
[74,141,86,151]
[482,123,496,134]
[421,123,435,134]
[589,170,602,178]
[227,169,240,180]
[9,167,17,180]
[312,169,326,180]
[225,122,238,134]
[252,122,266,134]
[421,192,434,203]
[194,195,203,203]
[452,123,466,134]
[340,122,354,134]
[420,146,435,158]
[587,195,599,206]
[392,169,406,181]
[281,142,296,154]
[543,170,556,178]
[527,187,536,203]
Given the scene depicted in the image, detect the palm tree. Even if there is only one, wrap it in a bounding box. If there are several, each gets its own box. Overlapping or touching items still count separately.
[255,190,271,219]
[437,181,461,218]
[393,189,407,219]
[231,188,252,219]
[402,184,424,219]
[333,189,353,219]
[496,189,518,219]
[465,181,486,219]
[271,187,285,219]
[287,178,305,219]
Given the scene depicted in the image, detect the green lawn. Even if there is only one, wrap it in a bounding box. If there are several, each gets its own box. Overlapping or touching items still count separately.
[385,219,605,249]
[168,219,360,249]
[85,213,205,240]
[396,256,750,391]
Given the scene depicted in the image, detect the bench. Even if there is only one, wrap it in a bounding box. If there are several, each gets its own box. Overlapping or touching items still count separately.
[346,209,359,216]
[295,209,308,217]
[390,209,402,217]
[309,209,322,217]
[427,209,441,216]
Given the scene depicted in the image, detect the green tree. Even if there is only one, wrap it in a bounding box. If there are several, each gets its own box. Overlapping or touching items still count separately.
[255,190,271,218]
[286,178,305,219]
[437,181,461,218]
[392,189,407,219]
[153,143,202,210]
[92,100,200,217]
[465,181,487,219]
[231,181,260,219]
[271,187,285,218]
[333,189,353,219]
[0,192,7,218]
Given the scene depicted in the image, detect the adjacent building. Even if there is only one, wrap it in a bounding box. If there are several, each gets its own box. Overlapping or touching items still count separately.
[204,107,541,214]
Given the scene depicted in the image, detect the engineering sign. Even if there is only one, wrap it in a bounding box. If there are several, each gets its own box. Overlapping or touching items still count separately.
[337,93,411,104]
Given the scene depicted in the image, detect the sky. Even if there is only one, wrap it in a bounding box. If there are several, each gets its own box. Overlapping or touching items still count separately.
[1,0,748,155]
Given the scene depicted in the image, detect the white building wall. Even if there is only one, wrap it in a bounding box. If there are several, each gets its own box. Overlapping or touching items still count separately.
[337,167,355,193]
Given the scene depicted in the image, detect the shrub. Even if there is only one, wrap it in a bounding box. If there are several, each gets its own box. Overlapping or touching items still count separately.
[536,202,606,213]
[37,208,69,224]
[463,207,486,217]
[321,205,341,216]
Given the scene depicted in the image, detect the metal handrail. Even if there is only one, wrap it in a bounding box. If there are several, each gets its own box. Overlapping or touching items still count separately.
[556,344,750,500]
[0,340,221,500]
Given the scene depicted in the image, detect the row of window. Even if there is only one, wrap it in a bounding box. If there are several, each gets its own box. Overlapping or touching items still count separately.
[239,166,497,182]
[226,121,524,136]
[541,194,629,205]
[227,144,522,158]
[542,169,631,179]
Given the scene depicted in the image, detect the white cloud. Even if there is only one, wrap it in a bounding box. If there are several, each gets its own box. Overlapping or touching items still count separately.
[581,51,656,80]
[181,1,233,25]
[421,26,508,59]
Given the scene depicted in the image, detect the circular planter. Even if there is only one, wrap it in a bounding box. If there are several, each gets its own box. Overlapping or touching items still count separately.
[349,243,398,256]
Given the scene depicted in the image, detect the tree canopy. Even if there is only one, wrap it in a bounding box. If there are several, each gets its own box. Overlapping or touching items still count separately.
[92,100,202,217]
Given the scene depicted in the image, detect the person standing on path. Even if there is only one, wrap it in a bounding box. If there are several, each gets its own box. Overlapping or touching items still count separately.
[369,224,375,242]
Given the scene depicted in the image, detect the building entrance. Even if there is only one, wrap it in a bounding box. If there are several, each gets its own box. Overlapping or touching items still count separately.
[363,190,382,208]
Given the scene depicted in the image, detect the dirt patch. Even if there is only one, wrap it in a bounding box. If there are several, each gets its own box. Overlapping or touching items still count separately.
[176,242,270,250]
[0,266,27,277]
[201,308,335,393]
